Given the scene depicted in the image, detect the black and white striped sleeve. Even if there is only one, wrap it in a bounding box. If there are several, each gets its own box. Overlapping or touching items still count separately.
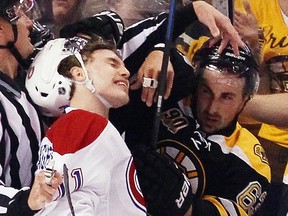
[0,182,38,216]
[0,181,19,215]
[119,2,198,76]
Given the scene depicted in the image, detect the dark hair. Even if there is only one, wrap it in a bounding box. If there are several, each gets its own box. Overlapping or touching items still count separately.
[193,39,260,98]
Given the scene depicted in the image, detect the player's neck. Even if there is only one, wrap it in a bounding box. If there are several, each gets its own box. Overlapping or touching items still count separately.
[70,88,109,118]
[0,49,18,79]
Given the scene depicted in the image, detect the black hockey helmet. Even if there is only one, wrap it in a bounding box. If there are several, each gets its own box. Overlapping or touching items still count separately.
[193,39,260,98]
[60,11,124,46]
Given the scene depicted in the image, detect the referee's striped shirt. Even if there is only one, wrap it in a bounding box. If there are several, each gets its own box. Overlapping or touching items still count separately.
[119,3,198,77]
[0,72,43,215]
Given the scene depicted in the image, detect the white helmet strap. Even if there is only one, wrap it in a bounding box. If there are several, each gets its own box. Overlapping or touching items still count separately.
[73,52,112,109]
[73,52,95,92]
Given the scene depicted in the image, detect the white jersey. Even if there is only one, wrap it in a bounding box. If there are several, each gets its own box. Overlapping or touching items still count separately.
[36,108,146,216]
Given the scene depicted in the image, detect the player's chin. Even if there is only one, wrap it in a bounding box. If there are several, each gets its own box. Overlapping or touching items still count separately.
[201,123,218,134]
[111,95,129,108]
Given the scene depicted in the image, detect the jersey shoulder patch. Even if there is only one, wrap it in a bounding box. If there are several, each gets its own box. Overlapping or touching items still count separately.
[46,109,108,155]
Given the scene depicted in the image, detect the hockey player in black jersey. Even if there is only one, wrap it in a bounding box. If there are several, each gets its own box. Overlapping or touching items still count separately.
[110,39,271,216]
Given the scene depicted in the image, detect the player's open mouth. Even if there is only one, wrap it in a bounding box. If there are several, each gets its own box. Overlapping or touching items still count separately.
[115,80,129,88]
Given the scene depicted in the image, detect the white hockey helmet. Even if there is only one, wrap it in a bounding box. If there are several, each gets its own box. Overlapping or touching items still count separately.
[25,37,88,117]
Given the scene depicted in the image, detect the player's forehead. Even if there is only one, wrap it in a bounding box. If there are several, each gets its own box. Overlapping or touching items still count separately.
[201,68,245,92]
[90,49,123,64]
[52,0,79,6]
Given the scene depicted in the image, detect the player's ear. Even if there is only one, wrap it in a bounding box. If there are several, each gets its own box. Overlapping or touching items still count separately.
[70,66,86,82]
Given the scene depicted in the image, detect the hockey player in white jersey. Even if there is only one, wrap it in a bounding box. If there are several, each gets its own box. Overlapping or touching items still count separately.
[31,36,194,215]
[32,36,146,215]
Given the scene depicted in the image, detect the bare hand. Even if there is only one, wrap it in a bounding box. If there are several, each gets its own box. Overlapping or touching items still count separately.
[192,1,244,55]
[234,0,259,43]
[28,171,62,211]
[130,50,174,107]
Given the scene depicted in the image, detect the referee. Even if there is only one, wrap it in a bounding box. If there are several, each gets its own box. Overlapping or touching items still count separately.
[0,1,62,215]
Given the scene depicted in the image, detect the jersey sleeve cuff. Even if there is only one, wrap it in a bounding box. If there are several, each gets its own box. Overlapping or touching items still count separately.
[7,189,40,216]
[173,2,198,37]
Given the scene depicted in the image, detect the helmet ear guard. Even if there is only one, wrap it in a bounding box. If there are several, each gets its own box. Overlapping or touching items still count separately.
[192,39,260,97]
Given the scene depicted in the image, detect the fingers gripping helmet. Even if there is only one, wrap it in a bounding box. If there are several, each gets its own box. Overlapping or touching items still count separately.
[193,39,260,98]
[25,37,88,117]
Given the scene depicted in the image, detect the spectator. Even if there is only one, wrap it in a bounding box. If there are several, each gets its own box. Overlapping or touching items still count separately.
[234,0,288,215]
[0,0,62,215]
[37,0,184,36]
[106,0,178,27]
[241,93,288,128]
[36,0,109,37]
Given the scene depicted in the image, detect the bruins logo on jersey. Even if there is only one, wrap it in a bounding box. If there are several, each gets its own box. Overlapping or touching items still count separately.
[157,139,205,197]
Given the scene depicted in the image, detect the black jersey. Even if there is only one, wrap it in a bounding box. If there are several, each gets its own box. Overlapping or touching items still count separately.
[158,101,270,215]
[0,72,43,215]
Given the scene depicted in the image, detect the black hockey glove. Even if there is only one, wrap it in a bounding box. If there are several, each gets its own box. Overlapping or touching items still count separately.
[131,145,194,216]
[6,189,40,216]
[59,11,124,45]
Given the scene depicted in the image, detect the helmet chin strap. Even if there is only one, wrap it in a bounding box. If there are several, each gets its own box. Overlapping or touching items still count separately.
[0,24,31,69]
[73,52,112,109]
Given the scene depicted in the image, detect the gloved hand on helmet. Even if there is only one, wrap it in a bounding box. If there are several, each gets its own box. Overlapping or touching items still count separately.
[59,11,124,46]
